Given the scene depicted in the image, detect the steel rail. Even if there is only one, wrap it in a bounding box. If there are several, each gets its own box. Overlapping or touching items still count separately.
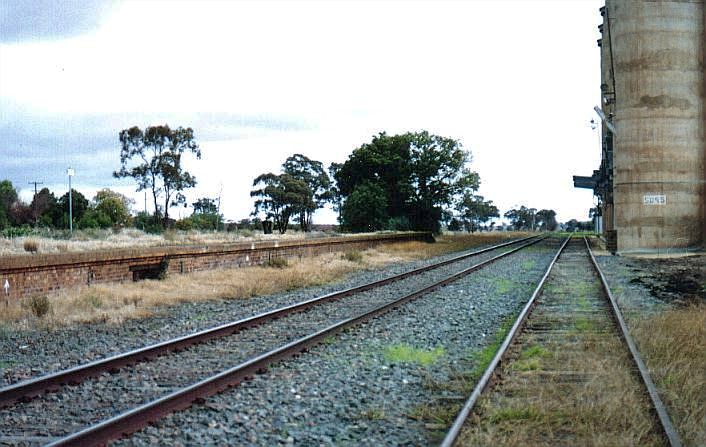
[584,237,682,447]
[440,236,570,447]
[0,235,542,408]
[45,234,547,447]
[441,236,682,447]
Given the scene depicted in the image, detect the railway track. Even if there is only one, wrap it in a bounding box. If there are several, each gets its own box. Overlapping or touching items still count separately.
[0,235,545,446]
[441,237,681,447]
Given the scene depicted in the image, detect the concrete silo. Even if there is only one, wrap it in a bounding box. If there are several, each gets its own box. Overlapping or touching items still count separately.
[577,0,705,254]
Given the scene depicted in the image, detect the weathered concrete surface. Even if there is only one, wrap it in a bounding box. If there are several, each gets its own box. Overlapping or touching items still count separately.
[606,0,705,254]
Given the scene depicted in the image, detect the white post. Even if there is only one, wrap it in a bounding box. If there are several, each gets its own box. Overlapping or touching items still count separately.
[67,168,75,233]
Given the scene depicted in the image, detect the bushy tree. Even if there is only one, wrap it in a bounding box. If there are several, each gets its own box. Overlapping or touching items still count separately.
[94,189,133,227]
[340,181,388,232]
[250,173,311,234]
[114,124,201,228]
[187,197,223,230]
[456,193,499,233]
[282,154,332,231]
[504,206,537,231]
[56,189,89,229]
[334,131,479,233]
[30,187,58,227]
[536,209,558,231]
[0,180,18,229]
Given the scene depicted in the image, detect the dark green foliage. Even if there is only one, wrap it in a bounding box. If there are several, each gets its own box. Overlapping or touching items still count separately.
[133,211,163,234]
[157,257,170,280]
[0,180,18,229]
[184,197,223,230]
[251,173,311,234]
[536,209,558,231]
[334,131,479,233]
[456,193,499,232]
[340,181,388,232]
[282,154,333,231]
[57,189,89,228]
[113,124,201,228]
[504,206,537,231]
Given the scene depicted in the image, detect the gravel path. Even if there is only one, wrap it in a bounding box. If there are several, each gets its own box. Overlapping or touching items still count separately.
[106,238,561,446]
[0,240,528,387]
[0,239,541,445]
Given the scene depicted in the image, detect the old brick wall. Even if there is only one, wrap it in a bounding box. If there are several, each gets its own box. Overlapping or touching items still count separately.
[0,233,430,301]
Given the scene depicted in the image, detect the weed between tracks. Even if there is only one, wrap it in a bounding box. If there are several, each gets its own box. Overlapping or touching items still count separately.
[457,255,665,447]
[1,233,523,329]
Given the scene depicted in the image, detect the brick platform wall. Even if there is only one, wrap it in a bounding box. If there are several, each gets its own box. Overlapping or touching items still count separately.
[0,233,431,301]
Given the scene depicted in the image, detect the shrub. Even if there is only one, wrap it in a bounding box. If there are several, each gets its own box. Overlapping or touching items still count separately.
[266,257,288,269]
[23,239,39,253]
[342,250,363,263]
[157,257,170,280]
[27,295,51,318]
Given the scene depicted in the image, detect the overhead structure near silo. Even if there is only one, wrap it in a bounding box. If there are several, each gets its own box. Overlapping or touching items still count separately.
[575,0,705,254]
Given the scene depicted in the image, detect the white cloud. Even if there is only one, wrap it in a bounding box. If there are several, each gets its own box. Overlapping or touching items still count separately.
[1,0,604,224]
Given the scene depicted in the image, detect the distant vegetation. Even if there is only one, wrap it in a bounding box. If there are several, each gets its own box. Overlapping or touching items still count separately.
[1,127,589,239]
[113,124,201,229]
[251,131,501,235]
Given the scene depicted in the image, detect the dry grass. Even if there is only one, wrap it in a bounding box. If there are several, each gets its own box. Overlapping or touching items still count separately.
[631,304,706,445]
[458,257,664,446]
[459,335,663,446]
[0,228,343,257]
[2,232,523,330]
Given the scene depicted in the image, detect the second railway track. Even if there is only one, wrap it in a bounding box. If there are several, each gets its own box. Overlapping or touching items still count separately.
[443,237,681,447]
[1,235,546,446]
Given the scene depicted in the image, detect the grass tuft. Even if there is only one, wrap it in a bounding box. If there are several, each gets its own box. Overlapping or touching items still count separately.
[266,257,288,269]
[341,250,363,263]
[384,344,445,366]
[25,295,51,318]
[23,239,39,253]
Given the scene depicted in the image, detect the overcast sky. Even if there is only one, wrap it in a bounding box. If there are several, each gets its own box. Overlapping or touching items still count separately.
[0,0,603,224]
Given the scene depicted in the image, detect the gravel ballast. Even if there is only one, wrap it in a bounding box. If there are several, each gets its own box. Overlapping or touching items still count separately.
[0,239,529,387]
[107,239,561,446]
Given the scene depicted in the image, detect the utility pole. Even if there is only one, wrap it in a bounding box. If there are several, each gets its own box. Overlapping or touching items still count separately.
[28,181,44,225]
[28,181,43,197]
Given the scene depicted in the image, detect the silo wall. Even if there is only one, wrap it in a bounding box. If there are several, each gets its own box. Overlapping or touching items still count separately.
[608,0,705,253]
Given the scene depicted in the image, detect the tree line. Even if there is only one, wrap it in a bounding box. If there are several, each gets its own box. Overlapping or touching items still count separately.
[2,124,574,236]
[249,131,502,234]
[0,182,134,231]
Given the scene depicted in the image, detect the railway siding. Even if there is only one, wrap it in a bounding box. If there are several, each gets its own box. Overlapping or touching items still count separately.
[0,232,430,301]
[455,239,667,446]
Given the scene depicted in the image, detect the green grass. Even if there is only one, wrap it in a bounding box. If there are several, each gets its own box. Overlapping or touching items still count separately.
[409,403,461,425]
[512,345,550,371]
[0,360,16,369]
[468,316,516,380]
[492,278,515,295]
[383,344,445,366]
[574,317,593,332]
[520,259,536,271]
[519,345,549,360]
[360,407,386,421]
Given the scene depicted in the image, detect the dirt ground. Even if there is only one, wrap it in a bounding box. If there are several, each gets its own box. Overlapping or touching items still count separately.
[624,254,705,306]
